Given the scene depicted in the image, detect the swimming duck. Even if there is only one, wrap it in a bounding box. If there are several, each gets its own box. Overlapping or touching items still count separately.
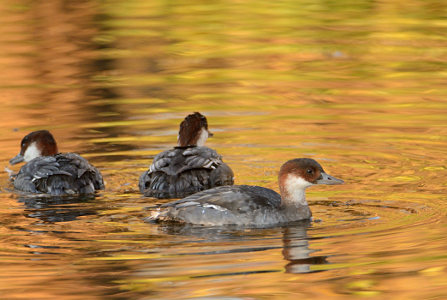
[9,130,104,195]
[149,158,343,226]
[139,112,234,199]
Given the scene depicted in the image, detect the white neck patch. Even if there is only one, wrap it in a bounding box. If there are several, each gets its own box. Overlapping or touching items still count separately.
[196,128,209,146]
[24,142,42,162]
[284,175,313,205]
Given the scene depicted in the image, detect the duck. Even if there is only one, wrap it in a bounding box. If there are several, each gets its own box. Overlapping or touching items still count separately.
[9,130,104,195]
[148,158,343,226]
[139,112,234,199]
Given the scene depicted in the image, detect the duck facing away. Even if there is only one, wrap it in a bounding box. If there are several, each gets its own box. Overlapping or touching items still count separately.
[9,130,104,196]
[139,112,234,199]
[149,158,343,226]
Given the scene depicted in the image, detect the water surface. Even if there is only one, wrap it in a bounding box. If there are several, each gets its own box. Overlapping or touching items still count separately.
[0,0,447,298]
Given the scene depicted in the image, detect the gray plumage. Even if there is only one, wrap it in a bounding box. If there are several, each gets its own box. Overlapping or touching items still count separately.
[149,185,311,226]
[139,146,234,199]
[13,153,104,196]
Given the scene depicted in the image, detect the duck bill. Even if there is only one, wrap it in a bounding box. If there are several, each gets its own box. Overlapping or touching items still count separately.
[208,130,214,138]
[316,172,344,185]
[9,153,24,165]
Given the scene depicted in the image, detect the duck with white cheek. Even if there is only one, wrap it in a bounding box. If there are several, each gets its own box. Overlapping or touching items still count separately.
[149,158,343,226]
[139,112,234,199]
[9,130,104,196]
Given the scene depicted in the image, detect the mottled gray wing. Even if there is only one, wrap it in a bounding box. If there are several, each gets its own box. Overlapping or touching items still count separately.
[58,153,105,190]
[148,149,175,173]
[21,156,71,180]
[182,146,223,171]
[162,185,281,213]
[14,156,71,193]
[149,146,223,176]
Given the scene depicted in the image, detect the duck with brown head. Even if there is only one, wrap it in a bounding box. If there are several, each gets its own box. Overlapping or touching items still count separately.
[9,130,104,196]
[148,158,343,226]
[139,112,234,199]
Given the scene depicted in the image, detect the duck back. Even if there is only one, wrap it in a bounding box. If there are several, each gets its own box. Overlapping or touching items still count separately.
[13,153,104,196]
[139,146,234,199]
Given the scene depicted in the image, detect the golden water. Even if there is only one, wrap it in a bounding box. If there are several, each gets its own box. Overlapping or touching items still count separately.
[0,0,446,298]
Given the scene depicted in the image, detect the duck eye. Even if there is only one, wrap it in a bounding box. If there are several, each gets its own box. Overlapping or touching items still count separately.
[306,169,313,174]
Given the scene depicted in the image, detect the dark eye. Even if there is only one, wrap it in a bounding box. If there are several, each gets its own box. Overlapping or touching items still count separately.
[307,169,313,174]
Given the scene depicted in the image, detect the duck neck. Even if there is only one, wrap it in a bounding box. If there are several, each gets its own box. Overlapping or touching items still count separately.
[280,188,307,208]
[279,175,311,208]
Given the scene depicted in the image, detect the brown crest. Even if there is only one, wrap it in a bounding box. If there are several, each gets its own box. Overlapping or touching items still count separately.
[177,112,209,146]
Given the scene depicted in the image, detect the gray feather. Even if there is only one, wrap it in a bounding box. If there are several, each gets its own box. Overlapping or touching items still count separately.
[139,146,234,199]
[153,185,311,226]
[12,153,104,196]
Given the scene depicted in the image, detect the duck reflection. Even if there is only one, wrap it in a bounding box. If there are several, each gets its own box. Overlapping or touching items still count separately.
[282,224,329,273]
[18,194,98,223]
[153,220,329,274]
